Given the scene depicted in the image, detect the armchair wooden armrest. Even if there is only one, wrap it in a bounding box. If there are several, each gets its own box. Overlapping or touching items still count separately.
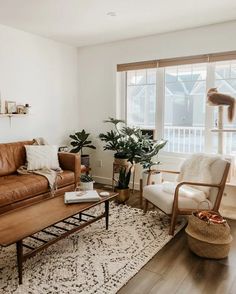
[174,181,220,200]
[175,181,221,190]
[58,152,81,187]
[168,180,221,235]
[173,181,221,211]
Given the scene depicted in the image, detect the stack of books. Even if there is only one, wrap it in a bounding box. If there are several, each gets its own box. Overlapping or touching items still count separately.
[64,190,101,204]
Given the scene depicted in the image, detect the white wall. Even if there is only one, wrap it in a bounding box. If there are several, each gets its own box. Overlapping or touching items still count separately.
[77,21,236,187]
[0,24,79,145]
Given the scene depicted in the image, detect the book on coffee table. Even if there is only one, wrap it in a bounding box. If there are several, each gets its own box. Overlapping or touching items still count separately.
[64,190,101,204]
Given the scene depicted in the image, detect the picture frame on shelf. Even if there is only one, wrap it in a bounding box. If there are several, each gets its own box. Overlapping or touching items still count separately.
[17,105,25,114]
[6,101,17,114]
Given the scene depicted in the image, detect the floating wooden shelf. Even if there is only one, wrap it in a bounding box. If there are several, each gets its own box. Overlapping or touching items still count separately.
[0,113,29,127]
[0,113,28,118]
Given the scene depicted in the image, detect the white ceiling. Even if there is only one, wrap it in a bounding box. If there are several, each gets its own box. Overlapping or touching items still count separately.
[0,0,235,47]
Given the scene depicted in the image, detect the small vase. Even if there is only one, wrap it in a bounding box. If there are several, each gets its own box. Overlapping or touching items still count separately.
[80,181,94,191]
[114,188,130,204]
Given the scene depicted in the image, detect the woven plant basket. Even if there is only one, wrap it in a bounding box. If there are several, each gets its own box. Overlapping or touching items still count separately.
[185,211,233,259]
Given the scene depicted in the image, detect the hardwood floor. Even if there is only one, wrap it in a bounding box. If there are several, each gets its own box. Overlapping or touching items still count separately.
[95,184,236,294]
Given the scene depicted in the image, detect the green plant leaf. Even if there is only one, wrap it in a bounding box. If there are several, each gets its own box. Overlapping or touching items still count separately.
[69,135,78,141]
[104,117,125,125]
[70,129,96,153]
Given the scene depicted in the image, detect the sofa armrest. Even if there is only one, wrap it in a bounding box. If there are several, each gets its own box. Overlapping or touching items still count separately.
[58,152,80,187]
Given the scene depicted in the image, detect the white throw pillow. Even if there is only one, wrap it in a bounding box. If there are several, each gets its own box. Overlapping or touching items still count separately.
[25,145,60,171]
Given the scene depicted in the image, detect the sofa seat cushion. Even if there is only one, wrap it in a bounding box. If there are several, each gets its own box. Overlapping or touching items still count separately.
[0,170,75,208]
[57,170,75,187]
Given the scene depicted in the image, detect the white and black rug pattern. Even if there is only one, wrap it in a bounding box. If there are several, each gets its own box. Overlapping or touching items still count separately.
[0,203,186,294]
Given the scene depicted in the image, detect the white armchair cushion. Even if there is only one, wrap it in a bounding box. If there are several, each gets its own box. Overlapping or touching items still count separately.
[25,145,60,171]
[143,184,213,214]
[162,181,206,202]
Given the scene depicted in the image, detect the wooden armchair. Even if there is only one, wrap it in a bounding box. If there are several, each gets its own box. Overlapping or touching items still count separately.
[143,158,230,235]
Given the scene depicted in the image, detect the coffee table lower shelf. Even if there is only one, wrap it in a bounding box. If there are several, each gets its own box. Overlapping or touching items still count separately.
[15,200,110,284]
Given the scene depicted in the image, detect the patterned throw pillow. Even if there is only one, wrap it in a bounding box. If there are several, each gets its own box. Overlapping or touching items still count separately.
[25,145,60,170]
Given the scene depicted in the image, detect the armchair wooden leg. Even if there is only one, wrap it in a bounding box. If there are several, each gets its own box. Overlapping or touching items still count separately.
[140,179,143,208]
[169,213,177,236]
[143,199,148,213]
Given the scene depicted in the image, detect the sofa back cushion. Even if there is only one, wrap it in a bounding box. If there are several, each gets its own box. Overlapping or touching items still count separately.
[0,140,34,176]
[25,145,60,170]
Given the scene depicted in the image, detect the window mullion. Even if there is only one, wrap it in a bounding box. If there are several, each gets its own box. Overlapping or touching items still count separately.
[156,67,165,140]
[205,63,215,153]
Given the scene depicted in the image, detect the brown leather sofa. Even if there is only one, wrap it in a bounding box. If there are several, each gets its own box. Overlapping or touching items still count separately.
[0,140,80,214]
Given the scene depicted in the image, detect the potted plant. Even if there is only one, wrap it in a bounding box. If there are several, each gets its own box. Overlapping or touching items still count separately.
[69,129,96,167]
[99,118,128,164]
[99,117,166,200]
[139,139,167,186]
[114,166,132,203]
[80,174,94,191]
[99,117,153,164]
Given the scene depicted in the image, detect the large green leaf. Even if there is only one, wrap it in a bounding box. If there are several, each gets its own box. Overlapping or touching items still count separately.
[70,129,96,153]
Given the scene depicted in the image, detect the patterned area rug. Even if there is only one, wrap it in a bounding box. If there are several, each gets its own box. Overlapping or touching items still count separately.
[0,203,186,294]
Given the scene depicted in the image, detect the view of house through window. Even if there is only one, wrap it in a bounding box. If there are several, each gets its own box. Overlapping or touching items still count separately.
[125,60,236,155]
[164,64,206,153]
[126,69,156,128]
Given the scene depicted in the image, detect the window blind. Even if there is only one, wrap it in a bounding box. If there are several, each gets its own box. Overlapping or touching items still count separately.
[117,60,158,72]
[117,50,236,71]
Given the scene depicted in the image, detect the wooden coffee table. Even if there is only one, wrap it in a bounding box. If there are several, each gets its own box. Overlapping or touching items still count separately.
[0,190,117,284]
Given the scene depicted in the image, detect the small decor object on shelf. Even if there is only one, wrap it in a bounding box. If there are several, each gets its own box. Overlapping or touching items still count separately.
[80,174,94,191]
[17,105,25,114]
[24,103,31,114]
[69,129,96,167]
[6,101,17,114]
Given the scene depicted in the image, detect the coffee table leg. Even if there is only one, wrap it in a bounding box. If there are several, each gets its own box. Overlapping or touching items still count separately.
[16,240,23,284]
[105,200,109,230]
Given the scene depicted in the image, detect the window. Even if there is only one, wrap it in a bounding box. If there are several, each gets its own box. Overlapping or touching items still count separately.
[126,69,156,129]
[213,61,236,154]
[164,64,206,153]
[123,58,236,155]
